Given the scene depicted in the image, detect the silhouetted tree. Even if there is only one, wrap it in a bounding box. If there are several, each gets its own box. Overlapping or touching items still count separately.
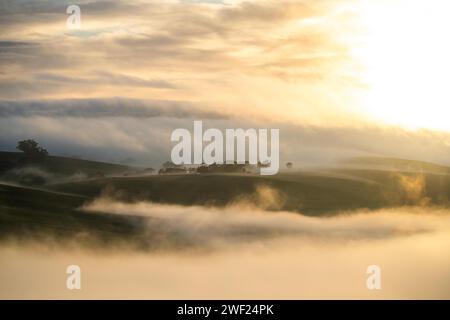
[16,139,48,161]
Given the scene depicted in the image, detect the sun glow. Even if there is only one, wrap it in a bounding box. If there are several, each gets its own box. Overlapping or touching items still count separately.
[357,0,450,131]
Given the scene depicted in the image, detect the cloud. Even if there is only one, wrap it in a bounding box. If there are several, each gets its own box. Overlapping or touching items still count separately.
[0,0,364,122]
[34,71,177,89]
[0,98,224,118]
[1,0,450,167]
[1,111,450,167]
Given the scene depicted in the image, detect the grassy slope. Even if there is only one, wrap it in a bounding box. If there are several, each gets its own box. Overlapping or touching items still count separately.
[0,183,151,248]
[0,151,132,176]
[47,170,450,215]
[2,153,450,248]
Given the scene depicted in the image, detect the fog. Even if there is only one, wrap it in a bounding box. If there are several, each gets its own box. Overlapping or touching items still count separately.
[1,197,449,299]
[0,166,90,186]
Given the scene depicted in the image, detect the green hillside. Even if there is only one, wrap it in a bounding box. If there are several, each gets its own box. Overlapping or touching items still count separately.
[47,169,450,215]
[0,183,151,249]
[0,151,132,176]
[2,152,450,249]
[0,151,134,185]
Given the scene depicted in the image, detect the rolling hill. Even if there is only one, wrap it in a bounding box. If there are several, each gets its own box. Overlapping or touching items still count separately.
[0,151,133,176]
[2,152,450,249]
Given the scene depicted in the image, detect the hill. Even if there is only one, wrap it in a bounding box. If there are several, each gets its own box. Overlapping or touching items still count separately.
[2,152,450,248]
[47,169,450,215]
[0,151,132,175]
[0,183,151,249]
[340,156,450,174]
[0,151,135,185]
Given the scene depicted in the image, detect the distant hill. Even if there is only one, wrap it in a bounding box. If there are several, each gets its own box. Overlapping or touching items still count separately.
[340,157,450,175]
[3,152,450,216]
[0,151,133,176]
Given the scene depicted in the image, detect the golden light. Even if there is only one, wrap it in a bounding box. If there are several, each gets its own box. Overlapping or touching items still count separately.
[357,0,450,132]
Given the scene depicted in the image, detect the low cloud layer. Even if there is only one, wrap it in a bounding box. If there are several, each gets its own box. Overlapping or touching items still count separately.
[2,114,450,168]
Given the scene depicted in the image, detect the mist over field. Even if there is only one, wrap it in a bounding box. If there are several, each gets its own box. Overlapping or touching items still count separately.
[1,198,450,299]
[1,152,450,299]
[2,0,450,302]
[82,197,449,249]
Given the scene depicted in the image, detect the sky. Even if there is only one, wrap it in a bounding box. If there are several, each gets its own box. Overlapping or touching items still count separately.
[1,0,450,167]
